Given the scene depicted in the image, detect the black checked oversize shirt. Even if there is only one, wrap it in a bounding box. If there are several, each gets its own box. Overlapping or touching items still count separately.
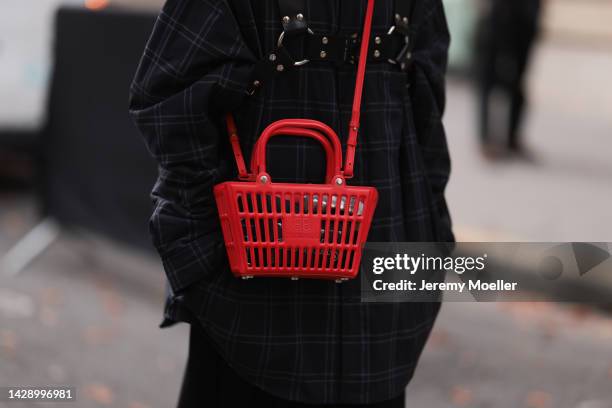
[129,0,453,404]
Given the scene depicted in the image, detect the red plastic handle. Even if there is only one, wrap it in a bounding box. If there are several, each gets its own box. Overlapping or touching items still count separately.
[251,124,342,184]
[253,119,343,159]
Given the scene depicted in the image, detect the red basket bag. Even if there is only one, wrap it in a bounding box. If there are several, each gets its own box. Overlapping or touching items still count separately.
[214,0,378,281]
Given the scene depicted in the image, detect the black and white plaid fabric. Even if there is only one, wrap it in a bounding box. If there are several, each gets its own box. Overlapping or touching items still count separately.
[129,0,453,404]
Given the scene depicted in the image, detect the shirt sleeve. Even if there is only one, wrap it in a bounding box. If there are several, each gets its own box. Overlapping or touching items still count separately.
[409,0,455,242]
[128,0,256,294]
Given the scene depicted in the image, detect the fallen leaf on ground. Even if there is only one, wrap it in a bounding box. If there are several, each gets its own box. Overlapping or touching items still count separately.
[526,390,552,408]
[129,402,151,408]
[450,386,473,406]
[83,383,114,405]
[427,329,450,349]
[81,325,116,345]
[40,287,64,306]
[0,330,18,353]
[567,305,594,323]
[39,306,58,327]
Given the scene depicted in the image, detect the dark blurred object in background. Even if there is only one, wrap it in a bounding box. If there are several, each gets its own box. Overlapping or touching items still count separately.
[2,6,158,276]
[474,0,542,157]
[0,145,36,189]
[41,6,157,249]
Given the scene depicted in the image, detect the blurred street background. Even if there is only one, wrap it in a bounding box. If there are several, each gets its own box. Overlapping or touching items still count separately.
[1,0,611,407]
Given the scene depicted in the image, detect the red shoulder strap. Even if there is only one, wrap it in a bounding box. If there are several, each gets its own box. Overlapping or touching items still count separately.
[225,114,249,179]
[344,0,375,178]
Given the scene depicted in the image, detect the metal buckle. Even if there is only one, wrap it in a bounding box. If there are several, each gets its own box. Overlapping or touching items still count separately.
[386,26,411,68]
[276,28,315,66]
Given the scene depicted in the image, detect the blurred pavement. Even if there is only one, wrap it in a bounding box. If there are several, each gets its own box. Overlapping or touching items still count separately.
[0,195,187,408]
[1,193,611,408]
[446,41,612,242]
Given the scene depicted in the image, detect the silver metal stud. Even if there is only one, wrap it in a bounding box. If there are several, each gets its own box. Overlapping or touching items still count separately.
[276,64,284,72]
[375,36,381,45]
[335,178,343,185]
[320,50,327,59]
[296,13,304,21]
[282,15,290,24]
[402,16,409,24]
[400,62,406,70]
[269,53,276,61]
[260,175,269,183]
[395,13,401,21]
[373,50,381,58]
[253,80,261,87]
[291,276,299,281]
[322,36,329,45]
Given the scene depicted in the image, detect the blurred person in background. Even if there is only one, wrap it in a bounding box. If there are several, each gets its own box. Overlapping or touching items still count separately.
[474,0,542,158]
[129,0,453,407]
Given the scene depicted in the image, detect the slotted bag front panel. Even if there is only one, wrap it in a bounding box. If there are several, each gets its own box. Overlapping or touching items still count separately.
[214,182,377,279]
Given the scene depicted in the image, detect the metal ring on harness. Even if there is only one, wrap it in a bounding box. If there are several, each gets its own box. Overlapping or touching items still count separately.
[385,25,410,65]
[276,28,315,66]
